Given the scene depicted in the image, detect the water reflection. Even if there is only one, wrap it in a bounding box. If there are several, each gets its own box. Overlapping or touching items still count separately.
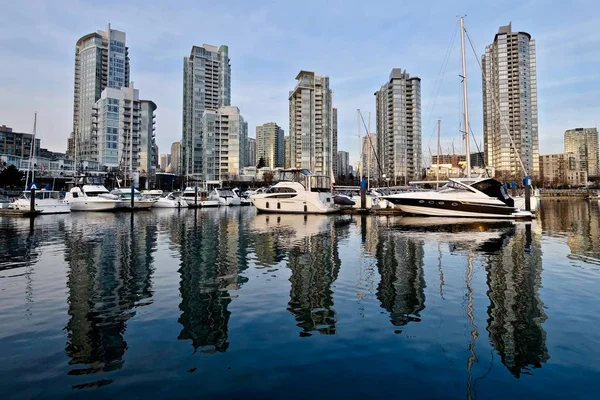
[177,208,248,353]
[64,213,156,388]
[485,222,549,377]
[541,200,600,265]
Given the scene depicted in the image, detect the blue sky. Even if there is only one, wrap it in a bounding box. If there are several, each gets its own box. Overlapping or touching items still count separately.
[1,0,598,165]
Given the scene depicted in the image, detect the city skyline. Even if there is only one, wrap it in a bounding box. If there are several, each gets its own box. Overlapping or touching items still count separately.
[1,0,598,167]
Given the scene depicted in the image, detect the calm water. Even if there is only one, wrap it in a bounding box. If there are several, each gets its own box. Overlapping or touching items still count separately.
[1,202,599,399]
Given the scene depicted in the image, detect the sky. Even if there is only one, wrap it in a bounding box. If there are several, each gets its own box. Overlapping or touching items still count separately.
[1,0,598,166]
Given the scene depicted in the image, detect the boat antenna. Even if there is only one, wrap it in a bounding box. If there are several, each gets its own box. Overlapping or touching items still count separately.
[459,16,471,178]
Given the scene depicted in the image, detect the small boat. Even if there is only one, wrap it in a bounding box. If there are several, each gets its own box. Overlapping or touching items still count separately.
[110,188,156,210]
[0,193,11,209]
[153,192,188,208]
[233,188,252,206]
[182,187,220,208]
[8,190,71,214]
[212,187,242,206]
[65,185,120,212]
[250,169,338,214]
[383,178,532,219]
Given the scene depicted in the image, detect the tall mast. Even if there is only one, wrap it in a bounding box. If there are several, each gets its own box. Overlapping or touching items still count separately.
[460,16,471,178]
[437,119,441,189]
[129,122,133,186]
[367,112,371,189]
[24,112,37,190]
[357,109,361,178]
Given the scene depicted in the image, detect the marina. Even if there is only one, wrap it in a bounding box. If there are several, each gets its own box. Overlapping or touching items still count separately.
[1,201,599,398]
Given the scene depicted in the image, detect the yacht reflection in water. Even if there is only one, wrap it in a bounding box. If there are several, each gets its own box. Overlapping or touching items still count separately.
[177,208,249,353]
[251,214,350,336]
[64,213,157,389]
[384,217,548,384]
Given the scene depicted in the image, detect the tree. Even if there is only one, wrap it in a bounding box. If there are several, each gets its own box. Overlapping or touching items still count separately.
[263,171,274,185]
[256,157,266,169]
[0,165,24,188]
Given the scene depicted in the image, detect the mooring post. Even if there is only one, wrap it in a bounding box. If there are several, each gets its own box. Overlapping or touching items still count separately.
[523,176,532,212]
[360,176,367,210]
[194,186,198,207]
[30,188,35,212]
[131,183,135,209]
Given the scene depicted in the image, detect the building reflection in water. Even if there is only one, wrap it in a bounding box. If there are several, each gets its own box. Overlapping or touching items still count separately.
[375,226,426,327]
[177,208,248,353]
[251,214,346,337]
[541,200,600,264]
[64,213,157,387]
[485,222,549,378]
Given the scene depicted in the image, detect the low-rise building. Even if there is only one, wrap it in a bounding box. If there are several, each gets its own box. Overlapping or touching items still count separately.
[540,153,588,187]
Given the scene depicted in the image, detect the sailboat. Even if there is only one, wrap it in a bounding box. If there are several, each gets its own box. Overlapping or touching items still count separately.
[9,113,71,214]
[384,17,533,219]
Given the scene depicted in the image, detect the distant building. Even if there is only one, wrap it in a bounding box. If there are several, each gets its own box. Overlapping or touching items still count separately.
[332,108,338,176]
[139,100,157,174]
[470,152,485,168]
[482,23,539,177]
[0,125,40,157]
[362,133,378,179]
[201,106,247,180]
[182,44,231,177]
[289,71,335,176]
[284,136,291,168]
[337,151,350,178]
[539,153,587,186]
[375,68,422,184]
[256,122,284,169]
[564,128,599,177]
[159,154,171,172]
[169,141,181,174]
[246,137,256,167]
[431,154,467,167]
[38,148,67,160]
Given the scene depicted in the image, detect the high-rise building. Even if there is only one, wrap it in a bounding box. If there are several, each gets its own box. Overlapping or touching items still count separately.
[159,154,171,171]
[289,71,335,176]
[564,128,599,177]
[256,122,284,169]
[284,136,291,168]
[375,68,422,184]
[246,137,256,167]
[337,151,349,178]
[482,23,539,177]
[362,133,378,180]
[139,100,157,175]
[201,106,247,180]
[332,108,338,176]
[182,44,231,178]
[70,24,130,161]
[169,141,181,174]
[92,86,142,172]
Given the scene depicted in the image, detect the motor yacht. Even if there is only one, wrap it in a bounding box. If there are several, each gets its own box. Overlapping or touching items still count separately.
[182,187,220,208]
[64,185,120,211]
[110,188,156,209]
[153,192,188,208]
[250,169,337,214]
[383,178,532,219]
[8,190,71,214]
[232,188,251,206]
[212,187,242,206]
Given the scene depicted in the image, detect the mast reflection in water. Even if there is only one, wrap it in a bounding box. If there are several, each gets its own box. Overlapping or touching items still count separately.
[64,213,157,388]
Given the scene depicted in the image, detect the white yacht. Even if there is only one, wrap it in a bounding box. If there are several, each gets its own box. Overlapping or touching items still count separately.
[110,188,156,209]
[232,188,251,206]
[182,187,220,208]
[212,187,242,206]
[65,185,120,211]
[153,192,188,208]
[250,169,337,214]
[383,178,532,219]
[9,190,71,214]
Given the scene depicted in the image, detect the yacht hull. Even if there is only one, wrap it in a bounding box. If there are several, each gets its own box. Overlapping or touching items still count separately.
[386,198,528,219]
[10,202,71,214]
[70,201,119,212]
[251,195,338,214]
[117,200,155,210]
